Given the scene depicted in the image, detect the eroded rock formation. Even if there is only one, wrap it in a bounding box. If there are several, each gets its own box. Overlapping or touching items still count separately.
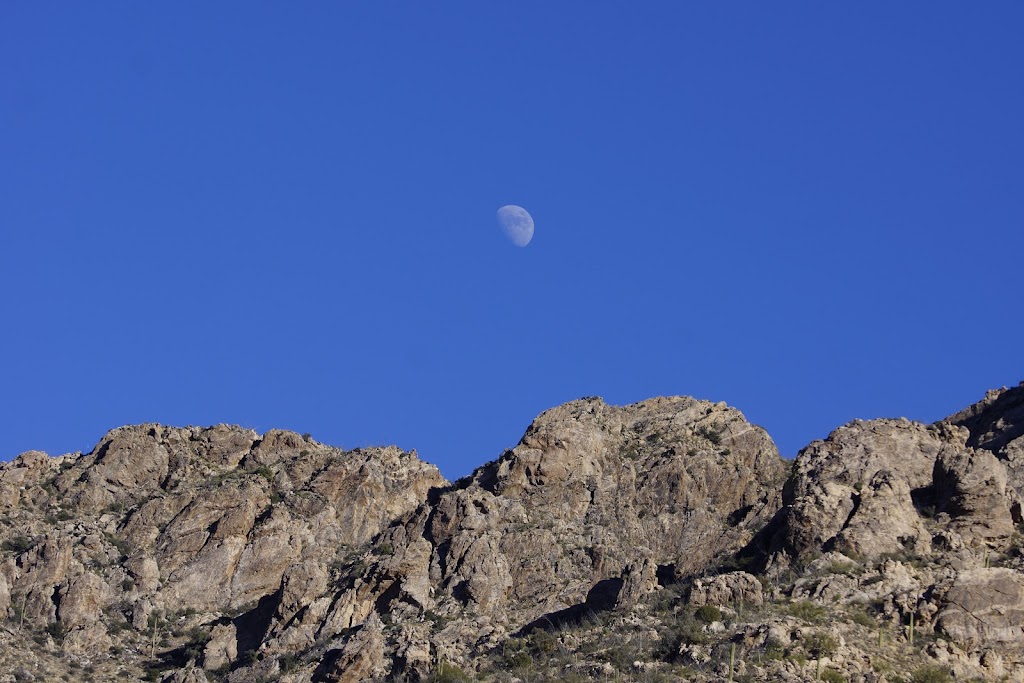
[0,383,1022,682]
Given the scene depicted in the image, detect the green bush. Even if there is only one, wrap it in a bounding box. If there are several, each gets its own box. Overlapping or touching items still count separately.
[848,608,876,627]
[2,535,34,554]
[910,665,953,683]
[803,631,838,658]
[821,670,846,683]
[253,465,274,481]
[788,600,827,623]
[696,425,722,445]
[763,638,785,661]
[694,604,722,624]
[279,653,299,673]
[44,621,67,641]
[427,661,473,682]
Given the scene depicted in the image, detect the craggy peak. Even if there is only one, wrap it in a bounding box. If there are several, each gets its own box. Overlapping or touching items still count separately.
[2,384,1024,682]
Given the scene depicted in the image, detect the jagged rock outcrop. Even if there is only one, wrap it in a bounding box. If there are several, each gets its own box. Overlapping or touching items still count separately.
[1,383,1022,682]
[746,382,1024,681]
[946,382,1024,526]
[299,396,785,676]
[0,424,444,682]
[763,388,1022,568]
[688,571,764,609]
[766,417,941,563]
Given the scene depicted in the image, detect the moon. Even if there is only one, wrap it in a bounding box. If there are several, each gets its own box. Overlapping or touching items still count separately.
[496,205,534,247]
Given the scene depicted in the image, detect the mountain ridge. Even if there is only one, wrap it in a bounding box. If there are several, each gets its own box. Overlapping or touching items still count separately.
[1,383,1022,682]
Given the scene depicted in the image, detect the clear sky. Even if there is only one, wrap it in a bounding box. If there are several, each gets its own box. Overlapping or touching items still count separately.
[3,3,1023,480]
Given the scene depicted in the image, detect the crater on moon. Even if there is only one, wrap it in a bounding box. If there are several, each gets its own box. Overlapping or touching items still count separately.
[496,205,534,247]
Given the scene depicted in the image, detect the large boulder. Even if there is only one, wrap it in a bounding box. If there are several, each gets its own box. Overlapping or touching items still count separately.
[936,568,1024,648]
[945,382,1024,525]
[768,418,939,563]
[933,447,1015,549]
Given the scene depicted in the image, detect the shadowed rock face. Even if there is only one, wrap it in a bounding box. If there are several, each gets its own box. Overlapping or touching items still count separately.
[768,418,942,563]
[947,382,1024,454]
[761,400,1022,568]
[946,382,1024,526]
[2,384,1024,683]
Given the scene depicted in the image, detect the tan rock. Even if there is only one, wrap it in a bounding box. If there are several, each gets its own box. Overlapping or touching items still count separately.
[689,571,764,608]
[203,622,238,671]
[57,572,109,628]
[315,613,387,683]
[62,623,112,655]
[833,469,930,558]
[0,571,9,615]
[126,555,161,593]
[318,395,784,673]
[934,447,1015,549]
[0,451,53,509]
[230,509,300,608]
[937,568,1024,648]
[161,665,210,683]
[772,419,939,562]
[615,558,659,609]
[78,425,171,509]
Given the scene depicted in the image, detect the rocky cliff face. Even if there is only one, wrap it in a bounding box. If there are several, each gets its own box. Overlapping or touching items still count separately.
[0,425,445,681]
[1,384,1023,683]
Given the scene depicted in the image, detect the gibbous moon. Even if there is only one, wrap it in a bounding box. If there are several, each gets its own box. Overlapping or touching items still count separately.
[496,205,534,247]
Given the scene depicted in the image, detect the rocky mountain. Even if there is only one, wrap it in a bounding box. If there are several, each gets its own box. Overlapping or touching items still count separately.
[1,384,1023,682]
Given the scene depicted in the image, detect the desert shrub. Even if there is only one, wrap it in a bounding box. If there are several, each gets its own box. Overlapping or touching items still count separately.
[821,670,846,683]
[848,608,876,627]
[910,665,953,683]
[253,465,274,481]
[696,425,722,445]
[181,626,211,661]
[655,611,710,660]
[694,605,722,624]
[427,661,473,682]
[803,631,837,659]
[103,532,131,559]
[2,535,34,554]
[44,621,67,641]
[788,600,827,622]
[279,652,299,673]
[527,628,558,656]
[103,501,125,515]
[763,637,786,660]
[494,638,534,672]
[826,560,858,575]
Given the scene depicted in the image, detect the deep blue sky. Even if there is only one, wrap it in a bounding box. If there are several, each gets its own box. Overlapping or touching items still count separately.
[3,4,1023,479]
